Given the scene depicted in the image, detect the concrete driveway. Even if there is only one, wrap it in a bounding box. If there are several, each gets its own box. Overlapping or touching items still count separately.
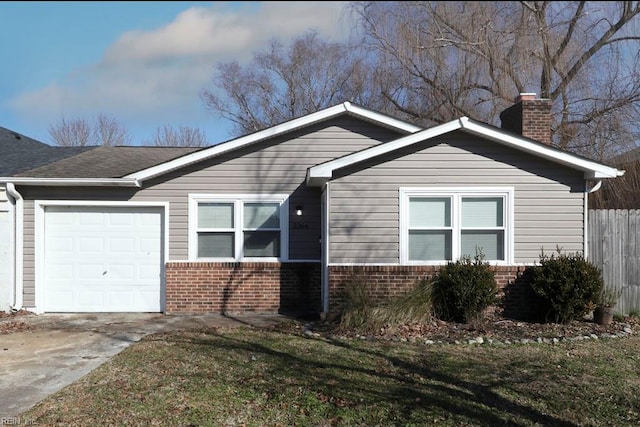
[0,312,288,417]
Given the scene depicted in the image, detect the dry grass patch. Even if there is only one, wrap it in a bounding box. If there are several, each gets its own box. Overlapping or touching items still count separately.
[22,323,640,426]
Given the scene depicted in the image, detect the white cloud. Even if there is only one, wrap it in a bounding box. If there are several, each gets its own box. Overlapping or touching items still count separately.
[8,1,352,141]
[106,2,350,64]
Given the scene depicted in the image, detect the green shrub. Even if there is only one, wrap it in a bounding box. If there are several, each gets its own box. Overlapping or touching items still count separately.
[523,251,603,324]
[338,274,433,332]
[432,254,498,323]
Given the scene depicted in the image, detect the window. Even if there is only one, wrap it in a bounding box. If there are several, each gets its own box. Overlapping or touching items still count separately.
[190,195,288,261]
[401,188,512,264]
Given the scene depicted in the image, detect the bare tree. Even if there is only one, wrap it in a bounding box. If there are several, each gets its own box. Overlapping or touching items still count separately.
[94,113,131,146]
[201,31,372,136]
[146,125,209,147]
[48,117,93,146]
[351,1,640,159]
[49,114,130,146]
[590,149,640,208]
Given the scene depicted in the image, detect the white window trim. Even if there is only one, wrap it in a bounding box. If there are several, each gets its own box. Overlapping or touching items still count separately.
[188,194,289,262]
[399,187,514,265]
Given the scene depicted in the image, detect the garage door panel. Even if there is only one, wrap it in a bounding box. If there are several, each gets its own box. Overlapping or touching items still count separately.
[44,206,163,312]
[79,211,104,225]
[110,213,135,226]
[110,238,135,253]
[80,237,104,252]
[48,237,74,254]
[78,291,104,305]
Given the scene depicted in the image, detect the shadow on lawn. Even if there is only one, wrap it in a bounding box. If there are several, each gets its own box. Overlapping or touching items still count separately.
[160,328,577,426]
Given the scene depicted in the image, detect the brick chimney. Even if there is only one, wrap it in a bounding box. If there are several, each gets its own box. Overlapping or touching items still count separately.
[499,93,552,145]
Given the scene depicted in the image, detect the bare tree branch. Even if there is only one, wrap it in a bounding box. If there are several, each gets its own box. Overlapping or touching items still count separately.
[146,125,209,147]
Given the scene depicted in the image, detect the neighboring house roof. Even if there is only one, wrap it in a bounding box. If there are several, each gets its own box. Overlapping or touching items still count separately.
[0,126,97,176]
[306,116,625,186]
[123,102,422,183]
[15,146,201,178]
[609,145,640,165]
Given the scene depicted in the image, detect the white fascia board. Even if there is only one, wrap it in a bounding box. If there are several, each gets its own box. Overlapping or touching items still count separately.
[343,103,422,133]
[459,118,625,179]
[0,177,140,187]
[306,118,464,186]
[127,102,421,183]
[306,115,624,186]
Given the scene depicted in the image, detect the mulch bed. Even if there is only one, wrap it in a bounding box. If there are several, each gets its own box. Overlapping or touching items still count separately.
[305,313,639,344]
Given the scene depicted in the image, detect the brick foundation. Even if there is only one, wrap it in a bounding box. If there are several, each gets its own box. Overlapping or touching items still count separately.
[165,262,321,315]
[329,265,535,319]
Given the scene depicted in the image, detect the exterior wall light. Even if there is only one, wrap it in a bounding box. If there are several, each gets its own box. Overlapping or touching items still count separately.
[295,205,303,216]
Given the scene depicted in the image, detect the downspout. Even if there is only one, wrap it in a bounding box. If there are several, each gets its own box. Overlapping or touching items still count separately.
[584,180,602,260]
[321,182,330,315]
[6,183,23,311]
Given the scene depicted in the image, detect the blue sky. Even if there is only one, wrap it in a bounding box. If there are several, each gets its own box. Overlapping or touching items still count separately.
[0,1,350,146]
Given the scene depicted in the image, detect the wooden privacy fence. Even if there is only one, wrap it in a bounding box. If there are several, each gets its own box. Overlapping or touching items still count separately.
[588,209,640,315]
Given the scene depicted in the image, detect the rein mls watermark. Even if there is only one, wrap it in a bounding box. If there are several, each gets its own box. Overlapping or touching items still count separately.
[1,417,37,425]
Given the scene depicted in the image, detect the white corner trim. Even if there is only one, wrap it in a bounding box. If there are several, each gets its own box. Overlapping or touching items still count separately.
[0,177,140,187]
[5,184,23,311]
[127,103,420,183]
[33,200,170,314]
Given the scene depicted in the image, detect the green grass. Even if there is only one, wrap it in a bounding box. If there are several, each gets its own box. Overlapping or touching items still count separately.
[22,323,640,426]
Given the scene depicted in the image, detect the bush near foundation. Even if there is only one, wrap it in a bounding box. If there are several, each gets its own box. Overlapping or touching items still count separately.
[432,253,499,323]
[523,251,603,324]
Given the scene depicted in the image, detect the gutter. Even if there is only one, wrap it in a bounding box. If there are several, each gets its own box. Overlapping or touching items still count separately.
[0,177,141,187]
[5,183,23,311]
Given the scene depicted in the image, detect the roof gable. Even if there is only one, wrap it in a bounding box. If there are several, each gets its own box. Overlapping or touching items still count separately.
[124,102,421,182]
[306,117,625,186]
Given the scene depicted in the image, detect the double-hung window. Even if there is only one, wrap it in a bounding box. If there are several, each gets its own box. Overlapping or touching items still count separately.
[190,194,288,261]
[401,188,512,264]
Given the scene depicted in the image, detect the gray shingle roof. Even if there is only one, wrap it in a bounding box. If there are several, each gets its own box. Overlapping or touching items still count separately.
[0,126,97,175]
[16,146,201,178]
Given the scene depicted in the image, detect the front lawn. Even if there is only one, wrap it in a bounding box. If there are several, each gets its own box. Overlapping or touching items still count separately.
[22,323,640,426]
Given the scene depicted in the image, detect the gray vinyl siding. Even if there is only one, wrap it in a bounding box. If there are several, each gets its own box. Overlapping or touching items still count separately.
[329,131,585,264]
[18,117,404,305]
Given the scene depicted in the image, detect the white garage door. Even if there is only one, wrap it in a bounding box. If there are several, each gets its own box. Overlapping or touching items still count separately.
[44,206,163,312]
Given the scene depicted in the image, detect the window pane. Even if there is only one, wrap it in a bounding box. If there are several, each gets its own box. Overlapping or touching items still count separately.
[461,230,504,260]
[409,197,451,228]
[461,197,503,227]
[244,203,280,229]
[198,203,233,228]
[408,230,452,261]
[198,232,234,258]
[244,231,280,257]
